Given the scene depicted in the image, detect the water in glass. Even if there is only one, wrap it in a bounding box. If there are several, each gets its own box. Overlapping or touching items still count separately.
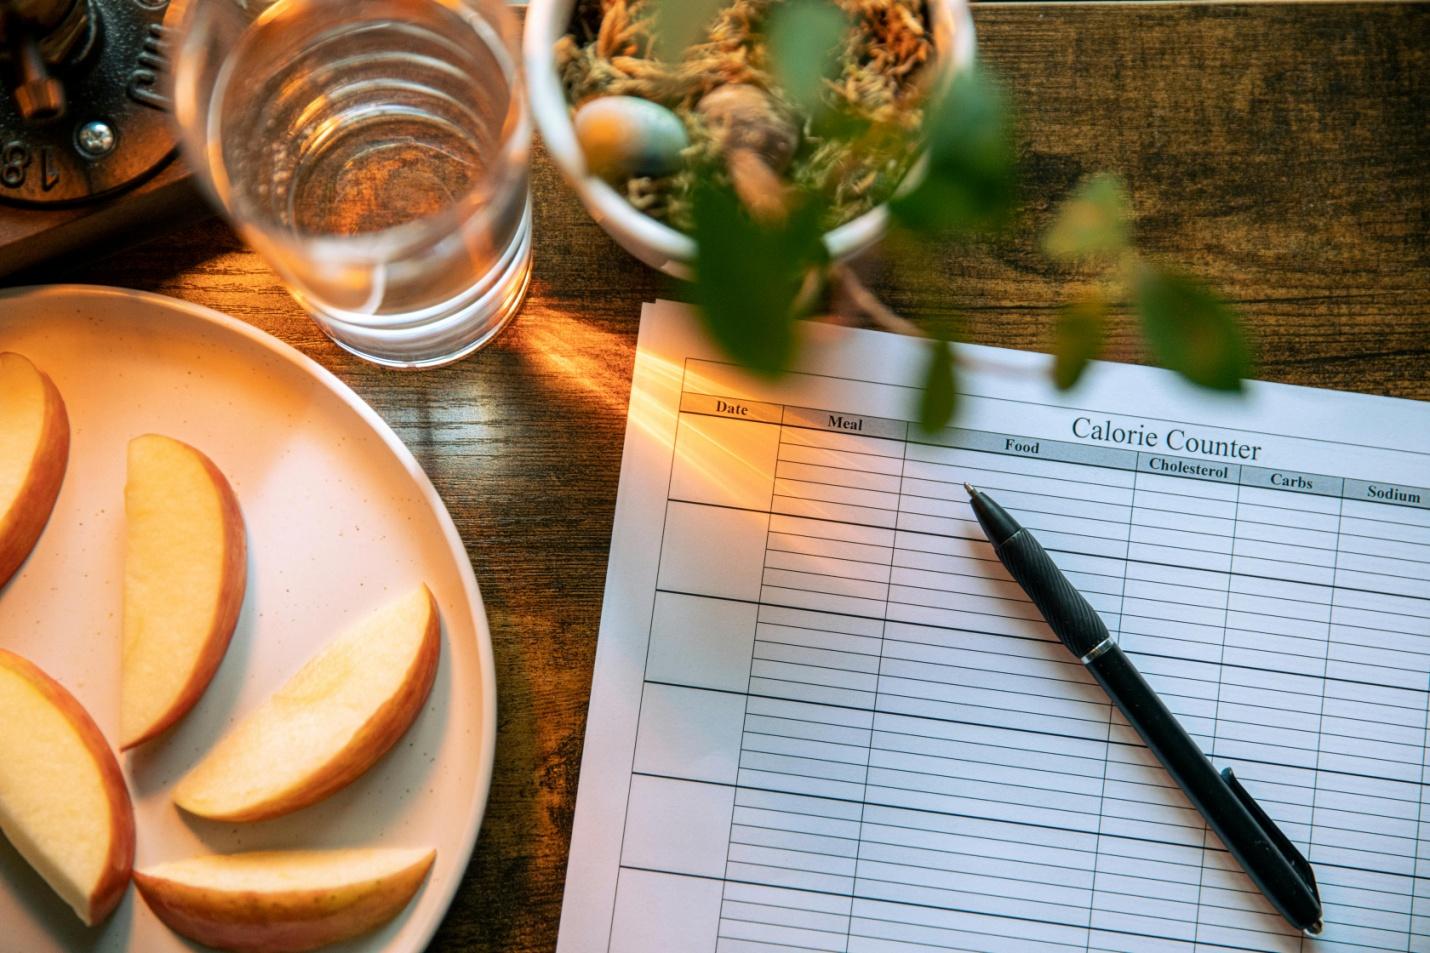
[182,0,531,367]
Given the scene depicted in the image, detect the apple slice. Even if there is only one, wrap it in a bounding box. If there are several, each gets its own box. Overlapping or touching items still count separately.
[0,649,135,925]
[173,585,440,822]
[134,847,435,953]
[122,433,247,750]
[0,352,70,588]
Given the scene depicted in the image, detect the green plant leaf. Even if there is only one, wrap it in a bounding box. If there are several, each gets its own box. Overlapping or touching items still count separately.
[891,66,1016,235]
[767,0,849,114]
[808,105,873,142]
[1135,266,1250,391]
[1043,173,1131,262]
[1053,299,1106,390]
[918,338,958,433]
[691,180,828,376]
[651,0,726,61]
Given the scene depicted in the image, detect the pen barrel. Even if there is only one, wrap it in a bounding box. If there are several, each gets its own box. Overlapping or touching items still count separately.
[995,530,1109,658]
[1086,646,1322,931]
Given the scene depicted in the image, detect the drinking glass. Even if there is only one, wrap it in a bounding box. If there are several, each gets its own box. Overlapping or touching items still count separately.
[172,0,532,368]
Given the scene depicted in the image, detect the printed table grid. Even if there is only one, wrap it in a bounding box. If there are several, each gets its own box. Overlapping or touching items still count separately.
[614,383,1430,953]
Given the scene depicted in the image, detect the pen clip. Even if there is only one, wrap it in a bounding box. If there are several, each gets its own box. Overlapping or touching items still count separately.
[1222,767,1320,904]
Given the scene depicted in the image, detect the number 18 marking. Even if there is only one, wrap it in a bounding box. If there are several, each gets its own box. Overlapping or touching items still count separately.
[0,142,62,191]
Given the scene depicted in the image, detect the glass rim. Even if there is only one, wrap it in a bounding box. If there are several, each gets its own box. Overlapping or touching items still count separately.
[171,0,531,259]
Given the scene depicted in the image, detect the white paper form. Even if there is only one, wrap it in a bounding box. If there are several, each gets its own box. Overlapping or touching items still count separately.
[557,300,1430,953]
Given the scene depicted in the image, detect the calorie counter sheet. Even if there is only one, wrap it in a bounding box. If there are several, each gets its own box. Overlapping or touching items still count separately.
[557,300,1430,953]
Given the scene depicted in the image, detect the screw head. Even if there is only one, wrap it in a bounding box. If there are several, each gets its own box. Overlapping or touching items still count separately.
[76,120,115,157]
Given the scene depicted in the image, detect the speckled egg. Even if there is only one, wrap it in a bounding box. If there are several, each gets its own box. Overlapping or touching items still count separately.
[573,96,689,179]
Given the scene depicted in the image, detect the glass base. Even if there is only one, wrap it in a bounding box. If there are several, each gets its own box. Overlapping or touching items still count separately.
[305,197,534,370]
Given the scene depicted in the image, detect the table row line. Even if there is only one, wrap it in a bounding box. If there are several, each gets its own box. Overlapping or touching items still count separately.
[659,499,1430,605]
[610,864,1423,952]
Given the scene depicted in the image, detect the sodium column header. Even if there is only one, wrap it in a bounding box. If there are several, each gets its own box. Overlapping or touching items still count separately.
[1344,480,1430,510]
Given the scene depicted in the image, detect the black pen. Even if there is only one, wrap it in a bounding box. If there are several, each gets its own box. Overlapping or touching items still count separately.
[964,483,1323,936]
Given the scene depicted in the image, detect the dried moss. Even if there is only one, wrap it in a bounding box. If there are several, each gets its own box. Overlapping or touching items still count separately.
[556,0,936,231]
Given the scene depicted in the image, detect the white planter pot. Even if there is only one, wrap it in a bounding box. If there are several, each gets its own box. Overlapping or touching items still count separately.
[523,0,977,278]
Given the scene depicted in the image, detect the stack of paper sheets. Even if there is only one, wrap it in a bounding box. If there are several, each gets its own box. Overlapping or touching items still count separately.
[558,301,1430,953]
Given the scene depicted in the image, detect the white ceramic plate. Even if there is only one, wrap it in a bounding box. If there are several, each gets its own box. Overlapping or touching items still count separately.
[0,285,496,953]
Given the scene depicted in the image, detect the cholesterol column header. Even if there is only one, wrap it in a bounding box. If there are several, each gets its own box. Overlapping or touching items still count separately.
[1137,453,1240,484]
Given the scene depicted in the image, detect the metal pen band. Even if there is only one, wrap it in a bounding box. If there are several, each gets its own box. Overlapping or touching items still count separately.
[1080,637,1116,664]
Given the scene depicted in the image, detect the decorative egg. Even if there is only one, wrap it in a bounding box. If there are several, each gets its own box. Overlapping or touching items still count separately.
[573,96,689,179]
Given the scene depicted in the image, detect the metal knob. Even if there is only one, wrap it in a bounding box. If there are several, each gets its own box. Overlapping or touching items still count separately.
[12,34,63,123]
[0,0,178,205]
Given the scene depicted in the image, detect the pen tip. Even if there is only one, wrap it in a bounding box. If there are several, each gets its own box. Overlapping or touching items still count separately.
[1305,921,1323,937]
[964,483,979,497]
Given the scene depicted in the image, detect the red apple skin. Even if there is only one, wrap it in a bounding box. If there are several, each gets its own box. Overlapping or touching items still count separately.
[132,850,436,953]
[0,354,70,589]
[209,586,440,823]
[122,438,248,750]
[0,649,136,925]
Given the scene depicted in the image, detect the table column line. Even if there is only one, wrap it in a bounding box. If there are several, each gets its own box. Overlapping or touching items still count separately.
[847,426,908,951]
[1193,478,1239,949]
[714,397,785,953]
[1411,675,1430,949]
[1084,460,1136,951]
[1298,491,1345,953]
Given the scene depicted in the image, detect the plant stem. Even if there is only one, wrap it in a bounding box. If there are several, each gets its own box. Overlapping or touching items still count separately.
[832,263,924,337]
[830,262,1044,380]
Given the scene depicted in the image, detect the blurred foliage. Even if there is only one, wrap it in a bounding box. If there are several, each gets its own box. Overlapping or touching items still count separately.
[1053,300,1107,391]
[670,0,1248,420]
[1136,266,1250,391]
[1042,173,1131,263]
[918,337,958,433]
[890,67,1017,237]
[691,179,828,375]
[651,0,726,62]
[767,0,850,115]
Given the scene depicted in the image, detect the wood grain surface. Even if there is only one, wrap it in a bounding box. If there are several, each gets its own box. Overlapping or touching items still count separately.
[0,160,202,278]
[5,3,1427,950]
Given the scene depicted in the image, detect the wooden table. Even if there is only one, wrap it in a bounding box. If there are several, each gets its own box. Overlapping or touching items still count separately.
[8,3,1427,950]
